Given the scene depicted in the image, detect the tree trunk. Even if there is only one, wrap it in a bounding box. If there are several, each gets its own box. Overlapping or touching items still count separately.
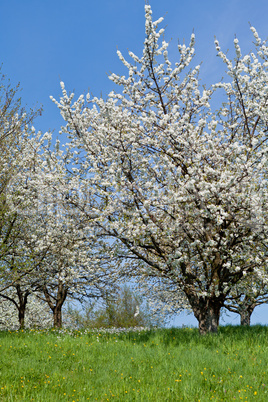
[185,290,223,335]
[43,282,68,329]
[53,306,62,328]
[240,307,254,326]
[16,285,30,330]
[196,303,221,335]
[18,305,26,330]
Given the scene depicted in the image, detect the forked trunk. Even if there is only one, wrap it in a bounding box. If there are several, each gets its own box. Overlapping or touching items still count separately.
[43,282,68,329]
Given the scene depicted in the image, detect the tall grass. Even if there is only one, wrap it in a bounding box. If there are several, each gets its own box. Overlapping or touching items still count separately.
[0,325,267,401]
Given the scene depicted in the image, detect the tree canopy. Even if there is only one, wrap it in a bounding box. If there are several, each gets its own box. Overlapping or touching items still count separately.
[51,5,268,334]
[0,6,267,334]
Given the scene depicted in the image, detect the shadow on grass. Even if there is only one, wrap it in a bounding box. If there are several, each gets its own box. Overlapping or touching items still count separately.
[1,325,267,348]
[111,324,268,348]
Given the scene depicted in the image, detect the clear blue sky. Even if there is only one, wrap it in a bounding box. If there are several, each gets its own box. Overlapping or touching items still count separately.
[1,0,267,327]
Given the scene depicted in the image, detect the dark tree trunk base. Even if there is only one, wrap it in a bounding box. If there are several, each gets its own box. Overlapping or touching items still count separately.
[19,308,26,330]
[53,308,63,328]
[187,294,222,335]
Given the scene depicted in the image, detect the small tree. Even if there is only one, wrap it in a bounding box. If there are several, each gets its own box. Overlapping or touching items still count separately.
[0,290,52,330]
[224,276,268,326]
[65,286,154,329]
[95,286,152,328]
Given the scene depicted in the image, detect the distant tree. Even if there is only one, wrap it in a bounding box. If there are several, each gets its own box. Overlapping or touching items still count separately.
[0,290,52,330]
[224,276,268,326]
[65,286,156,329]
[0,283,33,330]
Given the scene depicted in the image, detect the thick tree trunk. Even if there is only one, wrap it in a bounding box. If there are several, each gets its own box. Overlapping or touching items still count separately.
[184,290,223,335]
[196,303,221,335]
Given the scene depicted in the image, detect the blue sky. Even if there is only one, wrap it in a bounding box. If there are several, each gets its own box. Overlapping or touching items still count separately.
[1,0,268,327]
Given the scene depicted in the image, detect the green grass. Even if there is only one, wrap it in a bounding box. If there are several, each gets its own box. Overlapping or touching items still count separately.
[0,326,267,401]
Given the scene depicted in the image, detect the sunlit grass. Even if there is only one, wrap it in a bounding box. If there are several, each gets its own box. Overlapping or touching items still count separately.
[0,325,267,401]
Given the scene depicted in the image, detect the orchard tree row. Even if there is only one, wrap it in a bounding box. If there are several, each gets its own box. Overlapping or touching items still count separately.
[0,5,267,334]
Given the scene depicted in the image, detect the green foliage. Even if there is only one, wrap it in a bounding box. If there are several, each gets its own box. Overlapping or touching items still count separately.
[0,326,268,400]
[65,286,158,329]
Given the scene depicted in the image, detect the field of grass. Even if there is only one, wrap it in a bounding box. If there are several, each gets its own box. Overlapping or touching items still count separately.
[0,325,267,401]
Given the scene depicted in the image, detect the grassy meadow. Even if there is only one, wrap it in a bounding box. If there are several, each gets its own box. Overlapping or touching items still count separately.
[0,325,267,401]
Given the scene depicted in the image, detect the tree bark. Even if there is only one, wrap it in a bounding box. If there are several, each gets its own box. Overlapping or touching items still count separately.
[16,285,29,330]
[224,296,256,327]
[196,302,221,335]
[184,290,223,335]
[53,306,63,328]
[43,282,68,328]
[240,307,254,326]
[18,305,26,329]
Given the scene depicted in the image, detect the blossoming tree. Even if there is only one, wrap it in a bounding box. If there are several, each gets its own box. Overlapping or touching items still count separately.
[0,69,49,329]
[0,73,118,329]
[0,69,42,265]
[27,144,119,328]
[224,274,268,326]
[51,5,268,334]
